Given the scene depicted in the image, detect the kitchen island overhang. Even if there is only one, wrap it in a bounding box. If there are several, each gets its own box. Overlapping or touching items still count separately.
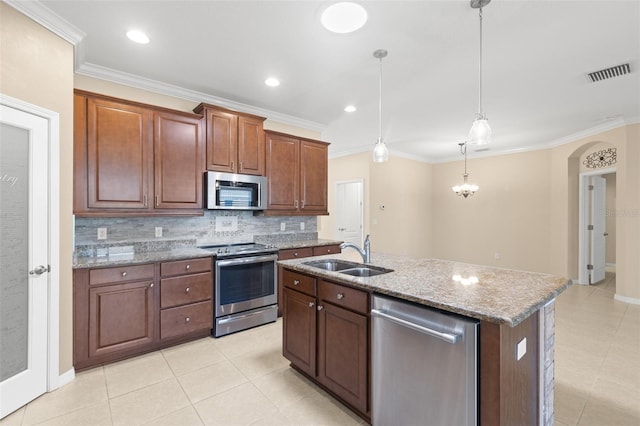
[278,252,571,426]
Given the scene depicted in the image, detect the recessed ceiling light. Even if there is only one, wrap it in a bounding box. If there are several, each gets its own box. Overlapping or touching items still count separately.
[126,30,150,44]
[344,105,357,112]
[321,2,368,34]
[264,77,280,87]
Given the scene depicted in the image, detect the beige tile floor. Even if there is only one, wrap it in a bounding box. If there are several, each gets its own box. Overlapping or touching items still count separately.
[2,273,638,426]
[554,273,640,426]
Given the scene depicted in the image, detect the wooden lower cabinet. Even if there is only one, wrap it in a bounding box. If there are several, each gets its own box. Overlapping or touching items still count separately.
[317,300,368,414]
[282,269,370,420]
[88,279,155,359]
[277,244,341,316]
[74,257,213,370]
[282,287,316,377]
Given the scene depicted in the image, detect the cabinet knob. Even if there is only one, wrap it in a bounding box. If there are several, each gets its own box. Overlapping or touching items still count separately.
[186,264,190,270]
[317,305,323,311]
[121,271,127,277]
[185,317,190,323]
[327,249,331,253]
[294,252,299,257]
[185,287,190,293]
[293,279,300,285]
[308,302,315,308]
[337,293,344,300]
[149,283,154,288]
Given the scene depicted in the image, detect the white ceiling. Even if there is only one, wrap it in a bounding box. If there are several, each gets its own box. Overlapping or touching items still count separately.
[16,0,640,162]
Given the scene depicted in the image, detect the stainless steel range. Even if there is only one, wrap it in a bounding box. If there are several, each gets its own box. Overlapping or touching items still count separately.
[199,243,278,337]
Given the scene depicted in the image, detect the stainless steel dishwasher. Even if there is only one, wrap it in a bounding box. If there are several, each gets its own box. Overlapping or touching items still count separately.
[371,294,479,426]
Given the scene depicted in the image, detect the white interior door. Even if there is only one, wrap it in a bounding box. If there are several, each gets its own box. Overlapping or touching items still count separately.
[335,180,363,246]
[0,103,50,418]
[589,175,606,284]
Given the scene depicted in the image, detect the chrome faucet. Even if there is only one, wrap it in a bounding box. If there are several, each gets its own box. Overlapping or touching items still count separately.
[340,234,371,263]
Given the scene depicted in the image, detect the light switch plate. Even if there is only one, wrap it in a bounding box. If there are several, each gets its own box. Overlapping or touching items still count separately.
[280,222,286,231]
[155,227,163,237]
[516,337,527,360]
[300,222,305,231]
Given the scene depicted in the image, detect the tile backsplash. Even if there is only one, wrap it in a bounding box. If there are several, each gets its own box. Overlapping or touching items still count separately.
[74,210,317,251]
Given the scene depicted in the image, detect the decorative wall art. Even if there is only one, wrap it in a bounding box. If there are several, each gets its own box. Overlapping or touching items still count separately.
[583,147,617,168]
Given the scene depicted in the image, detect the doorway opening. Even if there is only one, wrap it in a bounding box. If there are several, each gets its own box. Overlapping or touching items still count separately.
[578,167,616,285]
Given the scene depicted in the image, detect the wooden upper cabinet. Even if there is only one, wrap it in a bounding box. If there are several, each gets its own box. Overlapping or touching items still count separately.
[300,140,328,213]
[85,96,153,210]
[74,90,206,216]
[194,103,266,175]
[154,111,204,209]
[265,130,329,215]
[265,132,299,211]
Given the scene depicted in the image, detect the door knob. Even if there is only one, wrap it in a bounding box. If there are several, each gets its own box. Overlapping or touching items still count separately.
[29,265,50,275]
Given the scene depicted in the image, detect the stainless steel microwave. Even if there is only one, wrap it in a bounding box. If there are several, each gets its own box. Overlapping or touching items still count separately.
[205,171,267,210]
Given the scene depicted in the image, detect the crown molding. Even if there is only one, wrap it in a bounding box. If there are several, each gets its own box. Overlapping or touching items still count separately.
[76,62,326,133]
[3,0,85,45]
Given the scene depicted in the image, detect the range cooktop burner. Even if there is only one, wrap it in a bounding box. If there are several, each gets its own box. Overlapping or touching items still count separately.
[198,243,278,257]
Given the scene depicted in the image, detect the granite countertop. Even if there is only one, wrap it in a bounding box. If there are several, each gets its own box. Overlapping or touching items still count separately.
[270,239,343,250]
[73,247,215,269]
[278,252,571,327]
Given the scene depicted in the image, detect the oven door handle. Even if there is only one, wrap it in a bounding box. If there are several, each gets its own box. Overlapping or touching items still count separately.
[216,253,278,267]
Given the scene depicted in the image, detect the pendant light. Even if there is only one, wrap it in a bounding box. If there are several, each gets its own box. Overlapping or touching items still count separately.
[372,49,389,163]
[468,0,492,146]
[452,142,479,198]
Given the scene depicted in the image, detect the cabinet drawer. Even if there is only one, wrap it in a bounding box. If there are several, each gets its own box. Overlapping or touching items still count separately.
[89,264,155,285]
[160,301,212,340]
[318,280,368,314]
[282,269,316,296]
[161,272,212,308]
[312,244,342,256]
[279,247,313,260]
[160,257,212,277]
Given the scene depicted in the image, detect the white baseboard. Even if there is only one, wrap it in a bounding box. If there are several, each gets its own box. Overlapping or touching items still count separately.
[605,263,616,273]
[614,294,640,305]
[56,368,75,389]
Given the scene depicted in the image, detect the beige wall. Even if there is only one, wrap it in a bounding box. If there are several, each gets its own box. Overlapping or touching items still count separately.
[319,153,432,258]
[432,149,552,272]
[1,3,75,373]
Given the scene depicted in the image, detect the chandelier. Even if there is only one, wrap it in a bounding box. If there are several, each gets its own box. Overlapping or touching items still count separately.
[452,142,479,198]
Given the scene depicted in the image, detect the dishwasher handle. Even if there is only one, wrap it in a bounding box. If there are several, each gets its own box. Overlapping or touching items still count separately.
[371,309,461,344]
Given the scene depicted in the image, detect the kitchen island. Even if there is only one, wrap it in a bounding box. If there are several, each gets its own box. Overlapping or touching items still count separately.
[278,252,571,426]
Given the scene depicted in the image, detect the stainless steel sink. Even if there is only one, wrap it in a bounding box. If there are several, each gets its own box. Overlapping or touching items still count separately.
[339,266,393,277]
[303,259,393,277]
[303,259,359,271]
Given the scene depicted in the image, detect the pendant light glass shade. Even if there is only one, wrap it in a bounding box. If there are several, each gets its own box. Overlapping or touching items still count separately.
[373,137,389,162]
[468,0,492,146]
[468,115,491,145]
[372,49,389,163]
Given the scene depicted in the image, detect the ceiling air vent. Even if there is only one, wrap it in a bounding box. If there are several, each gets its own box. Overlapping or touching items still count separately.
[586,63,631,83]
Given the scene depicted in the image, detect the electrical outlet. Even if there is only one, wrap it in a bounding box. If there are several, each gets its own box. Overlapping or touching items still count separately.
[280,222,286,231]
[494,252,501,260]
[155,227,163,237]
[516,338,527,360]
[97,228,107,240]
[300,222,305,231]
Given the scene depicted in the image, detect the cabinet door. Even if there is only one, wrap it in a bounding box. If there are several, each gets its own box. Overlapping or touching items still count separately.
[88,280,155,359]
[300,140,328,213]
[154,111,204,209]
[86,98,153,209]
[282,288,316,377]
[237,116,265,176]
[317,301,368,414]
[205,109,237,172]
[265,133,299,211]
